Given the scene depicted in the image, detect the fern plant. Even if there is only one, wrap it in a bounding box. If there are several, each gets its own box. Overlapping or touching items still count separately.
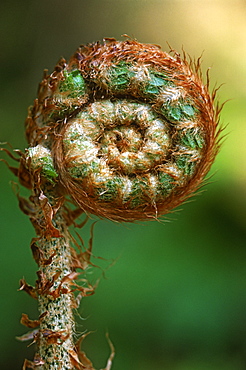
[2,37,222,370]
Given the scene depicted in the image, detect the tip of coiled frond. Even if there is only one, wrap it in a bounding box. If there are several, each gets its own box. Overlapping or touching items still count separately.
[22,39,223,222]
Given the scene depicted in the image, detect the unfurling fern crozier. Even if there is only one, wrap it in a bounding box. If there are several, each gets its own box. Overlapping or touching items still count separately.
[25,39,221,222]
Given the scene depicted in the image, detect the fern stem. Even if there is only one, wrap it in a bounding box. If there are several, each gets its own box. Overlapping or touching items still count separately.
[32,186,76,369]
[37,224,74,368]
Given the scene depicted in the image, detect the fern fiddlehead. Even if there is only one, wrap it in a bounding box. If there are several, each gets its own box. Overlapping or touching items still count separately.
[26,39,220,222]
[15,38,222,369]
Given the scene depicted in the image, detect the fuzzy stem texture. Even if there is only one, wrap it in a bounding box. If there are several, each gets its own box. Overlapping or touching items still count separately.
[37,217,74,369]
[33,188,76,370]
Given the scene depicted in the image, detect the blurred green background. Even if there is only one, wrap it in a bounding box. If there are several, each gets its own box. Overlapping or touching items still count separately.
[0,1,246,369]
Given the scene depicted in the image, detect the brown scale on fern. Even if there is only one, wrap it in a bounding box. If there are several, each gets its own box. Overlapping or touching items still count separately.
[25,38,222,222]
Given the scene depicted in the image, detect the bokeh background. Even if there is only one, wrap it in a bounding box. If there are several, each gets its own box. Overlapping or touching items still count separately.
[0,1,246,369]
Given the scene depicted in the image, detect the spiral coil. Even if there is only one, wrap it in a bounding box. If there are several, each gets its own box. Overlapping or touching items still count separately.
[25,39,221,222]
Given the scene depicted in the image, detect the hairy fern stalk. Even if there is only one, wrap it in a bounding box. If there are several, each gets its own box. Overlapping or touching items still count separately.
[8,38,222,369]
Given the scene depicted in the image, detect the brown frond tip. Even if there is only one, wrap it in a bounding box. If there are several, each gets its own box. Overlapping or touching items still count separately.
[24,38,223,222]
